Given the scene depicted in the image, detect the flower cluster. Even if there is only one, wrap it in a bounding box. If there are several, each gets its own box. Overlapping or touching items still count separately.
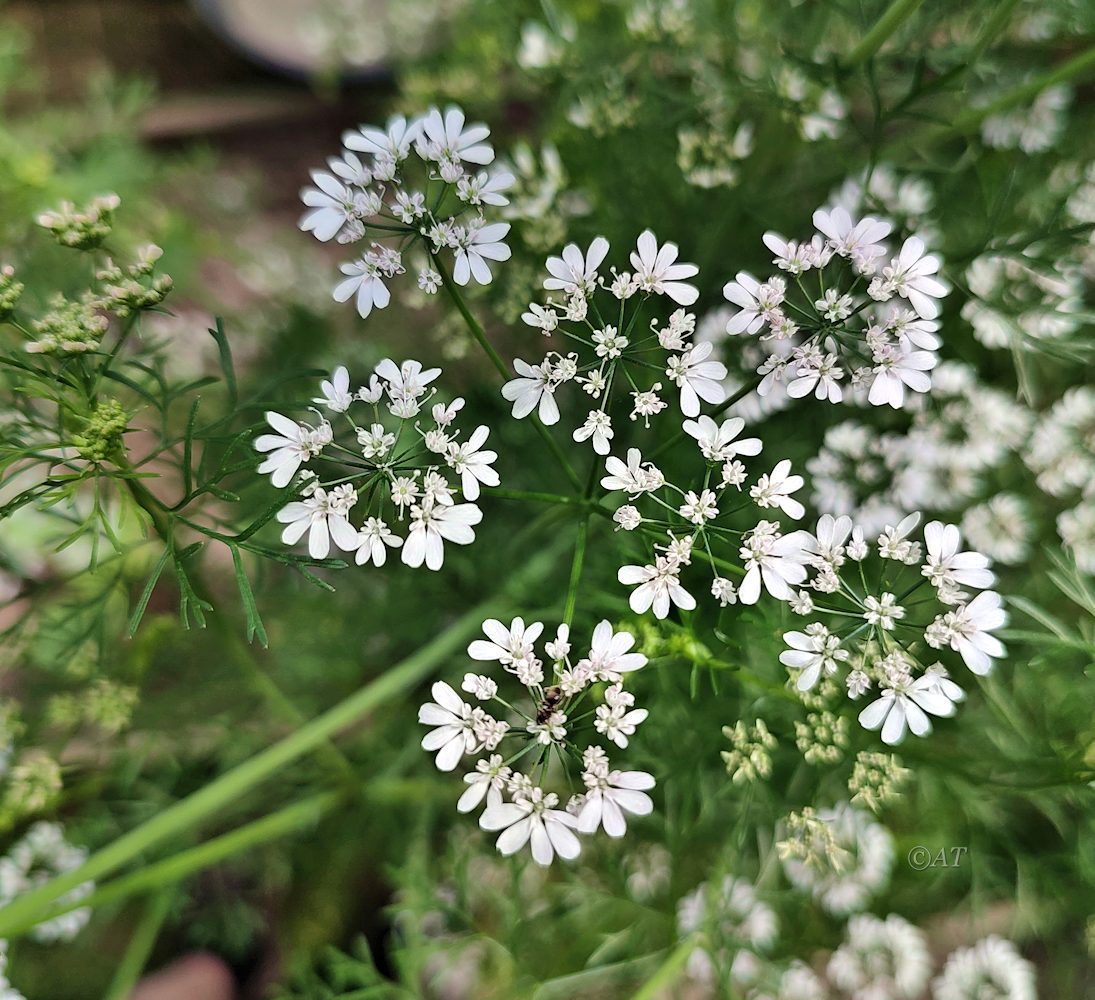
[502,232,725,451]
[827,914,932,999]
[722,205,948,408]
[1027,386,1095,573]
[778,513,1007,745]
[806,361,1033,543]
[0,822,93,944]
[676,875,779,991]
[299,106,515,316]
[418,618,655,865]
[256,361,496,569]
[36,193,120,250]
[601,424,813,618]
[778,802,894,915]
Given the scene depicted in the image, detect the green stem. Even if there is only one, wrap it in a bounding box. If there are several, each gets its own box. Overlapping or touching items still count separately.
[124,475,356,782]
[104,888,174,1000]
[842,0,926,68]
[949,44,1095,131]
[563,517,589,627]
[632,938,700,1000]
[492,487,593,509]
[0,543,562,938]
[432,253,582,491]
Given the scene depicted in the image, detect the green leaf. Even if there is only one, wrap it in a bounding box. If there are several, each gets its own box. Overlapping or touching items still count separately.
[230,545,268,647]
[127,547,173,637]
[207,318,237,406]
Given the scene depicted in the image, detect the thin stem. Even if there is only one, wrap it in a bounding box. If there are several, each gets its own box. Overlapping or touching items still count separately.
[0,542,563,938]
[650,375,764,462]
[842,0,926,68]
[431,253,582,491]
[949,44,1095,132]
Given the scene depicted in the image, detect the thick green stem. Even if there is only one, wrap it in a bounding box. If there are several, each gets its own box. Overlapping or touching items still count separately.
[842,0,926,68]
[432,253,582,491]
[103,889,174,1000]
[631,938,700,1000]
[0,543,562,938]
[563,517,589,627]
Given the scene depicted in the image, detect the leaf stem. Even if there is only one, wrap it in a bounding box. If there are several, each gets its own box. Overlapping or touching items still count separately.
[0,542,562,938]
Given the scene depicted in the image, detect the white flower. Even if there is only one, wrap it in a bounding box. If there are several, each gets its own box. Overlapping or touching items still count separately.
[344,113,419,160]
[479,789,582,866]
[928,590,1008,675]
[578,770,655,837]
[594,698,649,749]
[375,357,441,402]
[418,681,480,771]
[933,936,1036,1000]
[679,489,718,525]
[456,754,511,814]
[780,624,849,691]
[750,459,806,520]
[863,592,905,630]
[445,425,499,501]
[354,517,403,566]
[333,255,392,318]
[416,105,494,168]
[858,671,964,745]
[299,171,357,242]
[788,351,845,402]
[573,409,614,454]
[402,502,482,570]
[468,617,544,667]
[875,235,949,319]
[812,206,892,273]
[501,358,561,424]
[277,486,359,559]
[867,340,937,408]
[601,448,662,495]
[521,302,558,333]
[255,411,331,488]
[683,415,763,462]
[456,169,514,206]
[666,341,728,417]
[722,272,768,334]
[828,914,931,999]
[630,230,700,305]
[614,505,642,531]
[544,236,610,296]
[618,557,697,619]
[738,522,813,604]
[922,520,995,593]
[577,620,647,682]
[313,366,353,412]
[712,577,738,606]
[452,221,511,285]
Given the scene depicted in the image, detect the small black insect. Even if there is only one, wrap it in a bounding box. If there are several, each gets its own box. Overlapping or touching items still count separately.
[536,685,564,723]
